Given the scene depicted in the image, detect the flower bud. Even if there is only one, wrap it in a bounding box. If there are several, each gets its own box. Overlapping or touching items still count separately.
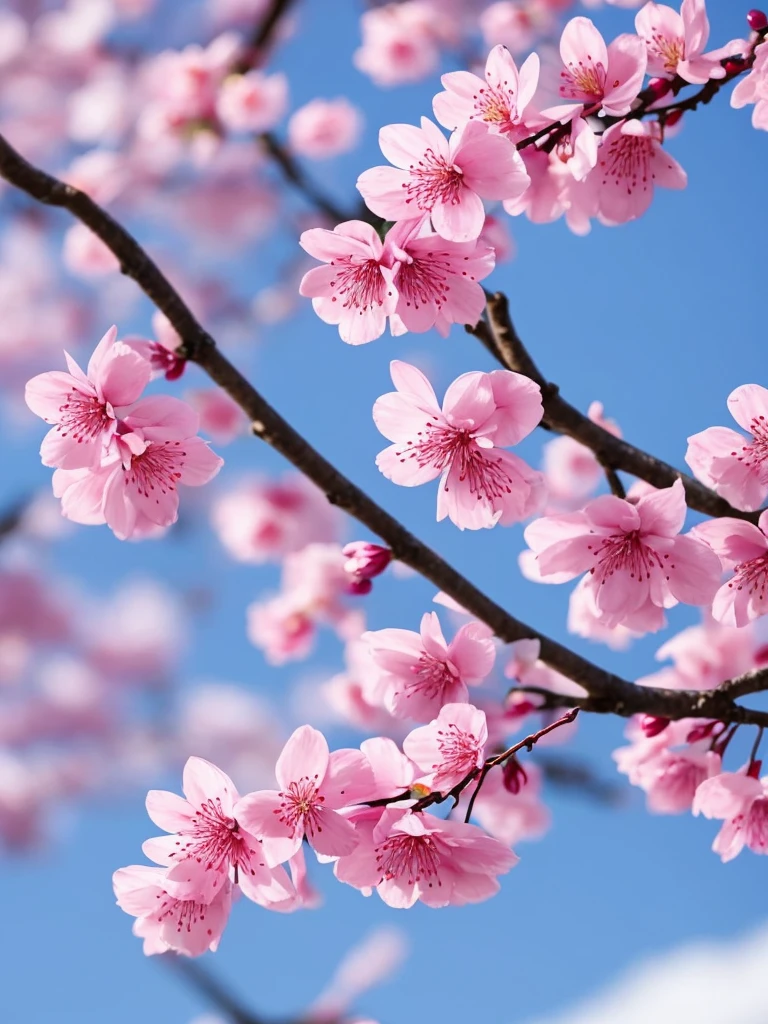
[748,759,763,779]
[342,542,392,581]
[723,56,747,74]
[647,77,672,99]
[686,720,720,743]
[664,108,684,127]
[748,9,768,31]
[502,755,528,795]
[641,715,670,738]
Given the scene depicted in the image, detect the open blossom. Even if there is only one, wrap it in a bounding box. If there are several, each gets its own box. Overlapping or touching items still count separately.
[25,325,151,470]
[51,397,223,540]
[686,384,768,512]
[299,220,397,345]
[216,71,288,133]
[731,41,768,132]
[236,725,373,866]
[621,742,721,813]
[635,0,729,84]
[403,703,488,791]
[374,361,545,530]
[524,479,722,631]
[247,592,316,665]
[357,117,530,243]
[384,217,495,336]
[479,1,555,54]
[362,611,496,721]
[143,757,295,907]
[288,97,363,159]
[113,865,233,957]
[353,3,445,87]
[334,807,518,908]
[694,769,768,861]
[692,512,768,628]
[557,17,647,116]
[433,45,540,140]
[184,388,248,445]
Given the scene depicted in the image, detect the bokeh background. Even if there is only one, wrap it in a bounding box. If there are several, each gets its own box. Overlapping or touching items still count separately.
[0,1,766,1022]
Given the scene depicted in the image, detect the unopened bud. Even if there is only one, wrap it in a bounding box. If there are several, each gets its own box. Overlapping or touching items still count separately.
[345,577,373,596]
[648,77,673,99]
[724,56,748,74]
[502,755,528,795]
[686,720,720,743]
[664,108,684,127]
[748,9,768,31]
[342,542,392,580]
[748,759,763,779]
[641,715,670,738]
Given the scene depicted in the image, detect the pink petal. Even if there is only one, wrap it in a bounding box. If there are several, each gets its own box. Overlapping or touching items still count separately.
[431,189,486,243]
[442,371,496,429]
[693,518,768,566]
[728,384,768,434]
[25,371,93,423]
[309,806,361,857]
[693,771,761,819]
[145,789,194,833]
[276,724,330,790]
[323,748,375,807]
[177,438,224,487]
[183,756,238,812]
[484,370,543,446]
[379,122,432,169]
[603,33,647,116]
[665,534,723,606]
[560,17,608,85]
[97,343,151,407]
[356,166,412,222]
[636,478,686,538]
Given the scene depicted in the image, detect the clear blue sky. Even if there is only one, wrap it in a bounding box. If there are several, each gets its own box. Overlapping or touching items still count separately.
[1,2,766,1023]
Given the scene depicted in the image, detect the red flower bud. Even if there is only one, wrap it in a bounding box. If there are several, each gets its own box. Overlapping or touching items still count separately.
[641,715,670,738]
[648,77,673,99]
[748,9,768,31]
[502,755,528,795]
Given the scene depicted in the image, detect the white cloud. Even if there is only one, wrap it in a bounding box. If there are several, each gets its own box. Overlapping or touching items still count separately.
[523,923,768,1024]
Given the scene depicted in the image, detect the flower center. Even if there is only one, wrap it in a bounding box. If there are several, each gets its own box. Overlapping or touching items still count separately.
[729,554,768,603]
[169,797,254,880]
[560,58,606,100]
[732,415,768,482]
[473,85,515,131]
[278,777,324,836]
[328,257,387,313]
[405,149,464,211]
[376,830,442,885]
[403,652,457,702]
[56,387,112,443]
[156,890,208,934]
[125,441,184,498]
[588,529,670,585]
[397,254,451,311]
[649,31,684,73]
[435,723,479,778]
[599,133,654,197]
[396,426,515,504]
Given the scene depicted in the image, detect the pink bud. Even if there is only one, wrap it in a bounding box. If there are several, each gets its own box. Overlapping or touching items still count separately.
[345,577,373,596]
[755,643,768,666]
[686,720,720,743]
[664,108,684,127]
[748,9,768,31]
[502,755,528,795]
[748,759,763,779]
[342,542,392,580]
[147,341,185,381]
[641,715,670,738]
[647,77,672,99]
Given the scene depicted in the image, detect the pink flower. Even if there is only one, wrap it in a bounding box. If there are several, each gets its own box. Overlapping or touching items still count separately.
[635,0,728,85]
[479,2,555,55]
[373,360,545,530]
[343,542,392,593]
[235,725,373,866]
[692,512,768,627]
[299,220,397,345]
[588,120,687,224]
[557,17,647,116]
[458,760,551,847]
[334,807,518,908]
[52,397,223,539]
[542,400,622,510]
[184,388,248,444]
[357,118,530,243]
[25,325,151,470]
[693,770,768,861]
[216,71,288,133]
[685,384,768,512]
[143,756,296,906]
[62,223,121,278]
[287,97,363,159]
[731,42,768,132]
[247,592,316,665]
[363,611,496,721]
[403,703,488,791]
[354,4,444,87]
[433,45,540,140]
[524,479,722,631]
[628,744,721,813]
[113,864,233,957]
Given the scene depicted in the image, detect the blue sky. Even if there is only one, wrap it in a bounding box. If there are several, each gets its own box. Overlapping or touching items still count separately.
[1,2,767,1022]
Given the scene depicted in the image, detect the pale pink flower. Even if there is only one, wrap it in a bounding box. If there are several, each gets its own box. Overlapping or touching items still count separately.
[144,756,296,906]
[363,611,496,721]
[557,17,647,116]
[731,42,768,132]
[354,4,443,87]
[542,400,622,510]
[524,479,722,631]
[630,744,721,813]
[51,397,223,539]
[458,760,551,847]
[357,118,530,243]
[433,45,540,140]
[374,360,545,530]
[692,512,768,628]
[0,10,27,67]
[343,542,392,594]
[113,864,233,956]
[693,770,768,861]
[384,216,495,336]
[184,388,247,444]
[504,637,587,720]
[235,725,373,866]
[246,592,316,665]
[479,2,555,55]
[360,736,418,800]
[635,0,728,84]
[287,98,363,159]
[299,220,397,345]
[686,384,768,512]
[216,71,288,133]
[403,703,488,791]
[25,325,151,470]
[567,576,640,649]
[62,223,121,277]
[478,214,516,262]
[646,615,758,690]
[334,806,518,908]
[308,926,407,1021]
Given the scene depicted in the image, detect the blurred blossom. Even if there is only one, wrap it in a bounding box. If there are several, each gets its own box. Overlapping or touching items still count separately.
[288,98,363,159]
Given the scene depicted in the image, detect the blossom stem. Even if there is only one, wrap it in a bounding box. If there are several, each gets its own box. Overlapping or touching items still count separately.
[750,726,765,767]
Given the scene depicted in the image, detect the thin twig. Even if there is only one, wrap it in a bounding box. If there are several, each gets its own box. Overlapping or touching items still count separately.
[231,0,299,74]
[162,955,269,1024]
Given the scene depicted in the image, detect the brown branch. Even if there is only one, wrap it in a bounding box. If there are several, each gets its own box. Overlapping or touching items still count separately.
[1,134,768,729]
[259,132,354,224]
[471,292,763,524]
[162,955,269,1024]
[0,497,27,543]
[231,0,299,74]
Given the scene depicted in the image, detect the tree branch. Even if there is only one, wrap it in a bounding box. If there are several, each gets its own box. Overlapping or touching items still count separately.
[258,131,354,224]
[231,0,299,74]
[1,134,766,728]
[162,955,269,1024]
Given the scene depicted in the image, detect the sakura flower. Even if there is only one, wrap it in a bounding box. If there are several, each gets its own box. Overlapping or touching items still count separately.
[25,325,151,470]
[246,592,316,665]
[236,725,373,866]
[542,400,622,510]
[362,611,496,721]
[299,220,397,345]
[433,45,540,141]
[479,1,555,55]
[334,807,518,908]
[692,512,768,627]
[184,388,248,445]
[144,756,295,906]
[524,479,722,631]
[693,769,768,861]
[343,542,392,594]
[354,3,443,87]
[635,0,729,84]
[216,71,288,133]
[308,926,407,1022]
[357,117,530,243]
[557,17,647,116]
[384,216,495,336]
[731,41,768,132]
[686,384,768,512]
[626,742,721,813]
[373,360,545,530]
[113,864,233,957]
[403,703,488,791]
[287,98,363,159]
[62,223,120,278]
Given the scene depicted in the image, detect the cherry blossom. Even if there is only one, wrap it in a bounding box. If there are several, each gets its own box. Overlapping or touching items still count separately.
[692,512,768,627]
[357,117,530,242]
[731,41,768,132]
[635,0,729,85]
[362,611,496,721]
[184,388,248,444]
[693,769,768,861]
[235,725,373,866]
[343,542,392,594]
[373,360,545,530]
[686,384,768,512]
[557,17,647,116]
[287,97,363,159]
[403,703,488,792]
[334,806,518,908]
[354,3,447,87]
[216,70,288,133]
[524,479,722,631]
